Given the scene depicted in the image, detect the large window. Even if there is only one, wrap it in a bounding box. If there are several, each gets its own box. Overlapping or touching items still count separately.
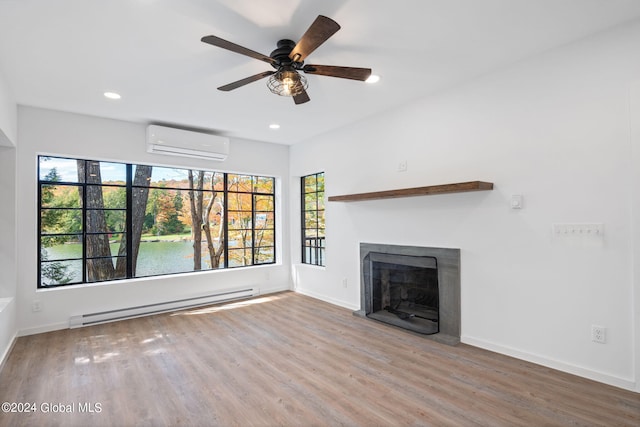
[38,156,276,288]
[301,172,325,266]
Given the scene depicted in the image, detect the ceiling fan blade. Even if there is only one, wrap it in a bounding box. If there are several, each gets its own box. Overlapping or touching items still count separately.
[289,15,340,63]
[202,35,277,66]
[217,71,275,91]
[303,64,372,81]
[293,88,310,105]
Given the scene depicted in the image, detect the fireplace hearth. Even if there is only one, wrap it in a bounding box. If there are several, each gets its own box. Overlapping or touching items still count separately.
[356,243,461,345]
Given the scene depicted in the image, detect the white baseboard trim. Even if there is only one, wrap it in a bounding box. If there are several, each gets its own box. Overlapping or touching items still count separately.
[258,284,292,295]
[19,321,69,337]
[295,288,359,311]
[462,335,637,392]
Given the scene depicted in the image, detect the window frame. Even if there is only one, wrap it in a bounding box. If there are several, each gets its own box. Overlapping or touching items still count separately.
[301,172,325,266]
[38,156,276,288]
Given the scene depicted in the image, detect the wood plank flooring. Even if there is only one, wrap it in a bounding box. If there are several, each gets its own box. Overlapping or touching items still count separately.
[0,291,638,426]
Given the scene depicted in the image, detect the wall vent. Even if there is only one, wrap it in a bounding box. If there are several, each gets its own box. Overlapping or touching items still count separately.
[69,287,257,328]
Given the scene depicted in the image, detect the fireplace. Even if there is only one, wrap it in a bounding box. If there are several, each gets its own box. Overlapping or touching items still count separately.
[356,243,461,345]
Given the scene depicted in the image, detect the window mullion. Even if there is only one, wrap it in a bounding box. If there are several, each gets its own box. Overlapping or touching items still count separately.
[251,188,256,265]
[81,160,88,283]
[223,173,229,268]
[126,164,133,278]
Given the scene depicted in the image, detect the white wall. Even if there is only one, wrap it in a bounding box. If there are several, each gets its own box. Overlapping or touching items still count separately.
[17,107,291,335]
[0,67,16,147]
[290,21,640,391]
[0,67,17,367]
[631,81,640,393]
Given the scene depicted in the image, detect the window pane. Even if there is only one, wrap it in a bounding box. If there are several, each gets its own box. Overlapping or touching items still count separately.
[228,174,253,192]
[317,192,325,210]
[254,247,274,264]
[39,157,83,183]
[304,175,317,193]
[228,212,251,230]
[134,165,154,188]
[228,248,252,267]
[86,210,122,234]
[98,162,127,183]
[254,212,274,229]
[304,200,317,213]
[86,257,126,282]
[305,211,318,229]
[84,184,108,208]
[317,174,325,192]
[228,193,252,211]
[85,210,126,233]
[254,176,274,194]
[41,209,82,234]
[255,195,274,211]
[41,235,82,250]
[41,259,83,286]
[41,184,81,208]
[305,228,318,239]
[211,173,225,191]
[84,160,112,185]
[228,230,252,249]
[150,167,190,186]
[102,186,127,209]
[255,229,274,247]
[41,240,82,261]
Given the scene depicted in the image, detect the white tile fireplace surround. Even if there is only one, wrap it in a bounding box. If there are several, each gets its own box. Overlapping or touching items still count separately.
[356,243,461,345]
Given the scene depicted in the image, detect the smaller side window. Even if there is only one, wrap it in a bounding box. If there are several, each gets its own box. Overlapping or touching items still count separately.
[301,172,325,266]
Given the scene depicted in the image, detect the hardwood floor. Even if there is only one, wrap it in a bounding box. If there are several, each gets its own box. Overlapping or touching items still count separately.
[0,291,638,426]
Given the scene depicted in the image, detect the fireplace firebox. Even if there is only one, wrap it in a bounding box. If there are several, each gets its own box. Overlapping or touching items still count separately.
[357,243,461,345]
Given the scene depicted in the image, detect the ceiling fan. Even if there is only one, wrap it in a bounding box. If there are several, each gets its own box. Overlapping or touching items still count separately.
[201,15,372,105]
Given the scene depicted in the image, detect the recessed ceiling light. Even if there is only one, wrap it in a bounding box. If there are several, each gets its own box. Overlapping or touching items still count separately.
[365,74,380,84]
[104,92,121,100]
[269,123,280,130]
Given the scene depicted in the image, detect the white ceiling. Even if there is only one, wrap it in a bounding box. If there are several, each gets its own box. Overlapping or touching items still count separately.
[1,0,640,145]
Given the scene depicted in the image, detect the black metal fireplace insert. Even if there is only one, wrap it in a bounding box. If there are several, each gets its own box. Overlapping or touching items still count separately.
[357,243,461,346]
[368,254,439,335]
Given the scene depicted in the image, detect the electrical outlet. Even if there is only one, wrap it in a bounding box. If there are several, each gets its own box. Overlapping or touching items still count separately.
[591,325,606,343]
[32,300,42,312]
[342,278,348,288]
[397,160,407,172]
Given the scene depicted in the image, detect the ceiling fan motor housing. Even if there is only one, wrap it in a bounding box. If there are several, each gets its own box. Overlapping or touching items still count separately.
[270,39,301,68]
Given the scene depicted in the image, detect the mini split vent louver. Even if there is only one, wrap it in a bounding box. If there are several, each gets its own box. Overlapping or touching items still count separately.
[146,125,230,161]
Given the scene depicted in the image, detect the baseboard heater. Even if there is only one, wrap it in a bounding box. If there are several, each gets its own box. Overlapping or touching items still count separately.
[69,287,258,328]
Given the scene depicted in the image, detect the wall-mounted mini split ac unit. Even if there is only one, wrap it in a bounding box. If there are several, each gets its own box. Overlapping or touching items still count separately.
[146,125,230,161]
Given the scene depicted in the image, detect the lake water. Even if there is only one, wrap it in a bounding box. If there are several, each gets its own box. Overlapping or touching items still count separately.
[42,241,221,284]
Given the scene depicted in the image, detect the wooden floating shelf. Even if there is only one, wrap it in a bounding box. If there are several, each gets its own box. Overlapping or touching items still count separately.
[327,181,494,202]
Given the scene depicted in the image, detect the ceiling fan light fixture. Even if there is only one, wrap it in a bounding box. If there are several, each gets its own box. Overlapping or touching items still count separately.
[267,67,308,97]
